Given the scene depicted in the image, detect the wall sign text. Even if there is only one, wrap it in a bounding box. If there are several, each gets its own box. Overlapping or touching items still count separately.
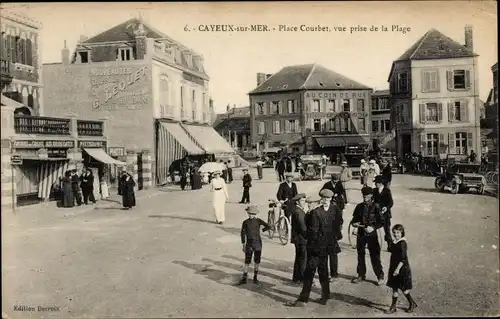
[78,140,107,149]
[305,91,368,99]
[13,140,75,148]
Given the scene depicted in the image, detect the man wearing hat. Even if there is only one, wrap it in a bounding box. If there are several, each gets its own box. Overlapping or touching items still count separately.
[350,186,385,285]
[239,168,252,204]
[290,193,308,284]
[289,189,341,307]
[360,159,369,187]
[339,161,352,203]
[373,175,394,250]
[276,173,298,219]
[321,173,345,210]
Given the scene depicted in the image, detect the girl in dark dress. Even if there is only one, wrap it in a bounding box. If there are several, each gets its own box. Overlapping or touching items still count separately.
[385,224,417,314]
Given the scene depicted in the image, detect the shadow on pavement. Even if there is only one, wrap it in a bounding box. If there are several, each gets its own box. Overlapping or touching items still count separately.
[406,187,443,194]
[148,215,216,224]
[216,227,285,246]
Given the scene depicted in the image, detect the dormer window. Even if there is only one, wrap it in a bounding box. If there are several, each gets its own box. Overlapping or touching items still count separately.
[118,48,132,61]
[77,51,89,63]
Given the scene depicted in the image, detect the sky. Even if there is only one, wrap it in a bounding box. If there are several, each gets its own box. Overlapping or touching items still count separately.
[3,1,498,113]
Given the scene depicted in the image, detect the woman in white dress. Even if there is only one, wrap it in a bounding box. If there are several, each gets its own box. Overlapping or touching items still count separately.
[211,171,229,224]
[366,160,377,188]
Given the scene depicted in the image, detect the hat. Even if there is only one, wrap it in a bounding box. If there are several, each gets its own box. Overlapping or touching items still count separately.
[341,161,348,166]
[242,167,249,171]
[306,195,322,203]
[360,159,366,163]
[361,186,374,196]
[212,170,221,175]
[369,160,376,164]
[331,173,340,181]
[285,173,294,178]
[319,189,334,198]
[246,205,259,215]
[374,175,385,184]
[292,193,306,201]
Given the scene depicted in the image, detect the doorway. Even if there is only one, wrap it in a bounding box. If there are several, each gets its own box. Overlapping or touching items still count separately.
[137,152,143,190]
[401,134,412,155]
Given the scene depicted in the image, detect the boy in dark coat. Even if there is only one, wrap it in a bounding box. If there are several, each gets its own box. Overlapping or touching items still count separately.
[239,205,270,285]
[291,193,308,284]
[275,159,286,182]
[373,175,394,250]
[351,187,385,285]
[381,161,393,188]
[320,173,345,210]
[276,173,298,219]
[239,168,252,204]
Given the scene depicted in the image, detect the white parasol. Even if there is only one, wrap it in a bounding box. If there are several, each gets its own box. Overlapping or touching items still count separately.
[199,162,225,173]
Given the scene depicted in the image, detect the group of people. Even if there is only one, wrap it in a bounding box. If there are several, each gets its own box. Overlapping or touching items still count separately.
[55,168,98,208]
[178,160,203,191]
[236,168,415,314]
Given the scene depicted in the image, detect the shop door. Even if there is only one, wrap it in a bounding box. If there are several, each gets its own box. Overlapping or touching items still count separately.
[137,152,144,190]
[402,134,412,155]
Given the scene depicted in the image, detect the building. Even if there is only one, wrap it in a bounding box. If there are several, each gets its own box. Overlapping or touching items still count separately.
[1,12,109,210]
[42,18,233,188]
[482,62,498,155]
[371,90,395,151]
[389,26,481,158]
[248,64,372,156]
[213,104,251,151]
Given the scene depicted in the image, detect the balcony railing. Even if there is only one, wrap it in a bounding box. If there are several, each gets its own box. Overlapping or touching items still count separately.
[14,115,71,135]
[77,120,104,136]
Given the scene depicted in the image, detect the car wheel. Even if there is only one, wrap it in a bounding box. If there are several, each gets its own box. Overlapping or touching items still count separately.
[451,181,459,194]
[477,184,484,195]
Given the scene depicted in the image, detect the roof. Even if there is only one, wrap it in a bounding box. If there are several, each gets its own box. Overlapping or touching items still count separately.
[214,117,250,132]
[485,89,493,105]
[248,63,371,94]
[372,89,390,97]
[83,18,164,43]
[395,28,477,62]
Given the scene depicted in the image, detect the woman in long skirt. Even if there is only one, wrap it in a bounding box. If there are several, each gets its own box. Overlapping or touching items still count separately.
[211,170,229,224]
[118,171,136,209]
[60,171,75,208]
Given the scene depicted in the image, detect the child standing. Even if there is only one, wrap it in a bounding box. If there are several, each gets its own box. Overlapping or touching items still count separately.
[239,205,270,285]
[385,224,417,314]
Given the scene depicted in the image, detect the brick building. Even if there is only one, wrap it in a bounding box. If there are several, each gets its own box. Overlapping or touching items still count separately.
[389,26,481,158]
[42,18,233,188]
[371,90,396,151]
[213,104,251,152]
[248,64,372,155]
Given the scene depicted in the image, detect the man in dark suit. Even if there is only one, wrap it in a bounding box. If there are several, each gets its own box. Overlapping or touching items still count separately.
[80,168,96,205]
[239,168,252,204]
[321,173,345,210]
[290,193,308,284]
[275,158,286,182]
[288,189,338,307]
[70,170,82,206]
[381,161,393,188]
[276,173,298,219]
[373,175,394,250]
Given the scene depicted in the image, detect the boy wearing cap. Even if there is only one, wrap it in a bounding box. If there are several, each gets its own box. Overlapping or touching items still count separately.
[239,168,252,204]
[276,173,299,219]
[290,193,308,284]
[239,205,270,285]
[321,174,345,210]
[373,175,394,250]
[350,186,385,285]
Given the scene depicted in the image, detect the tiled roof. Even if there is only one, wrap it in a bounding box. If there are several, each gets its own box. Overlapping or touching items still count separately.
[248,63,370,95]
[83,18,165,43]
[372,89,390,96]
[214,117,250,132]
[395,28,477,62]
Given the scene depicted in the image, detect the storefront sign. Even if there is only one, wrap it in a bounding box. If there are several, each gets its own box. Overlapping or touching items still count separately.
[10,155,22,165]
[78,140,107,149]
[90,65,149,111]
[305,91,368,99]
[13,140,75,148]
[47,149,68,158]
[182,72,205,86]
[108,147,125,157]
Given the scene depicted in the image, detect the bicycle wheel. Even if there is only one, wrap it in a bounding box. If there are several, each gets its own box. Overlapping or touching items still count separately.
[348,223,357,249]
[277,216,291,245]
[267,210,276,239]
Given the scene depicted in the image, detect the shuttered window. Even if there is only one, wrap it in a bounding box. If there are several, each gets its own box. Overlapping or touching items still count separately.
[455,132,467,154]
[358,118,366,133]
[448,100,469,122]
[327,100,335,112]
[272,121,281,134]
[258,122,265,135]
[421,69,439,92]
[426,133,439,156]
[311,100,320,112]
[446,69,471,91]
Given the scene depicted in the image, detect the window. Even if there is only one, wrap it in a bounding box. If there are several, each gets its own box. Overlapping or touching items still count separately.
[422,70,439,92]
[426,133,439,156]
[357,99,365,112]
[384,120,391,131]
[357,118,366,132]
[286,120,299,133]
[327,118,336,131]
[192,90,196,102]
[342,99,350,112]
[425,103,439,122]
[271,101,281,114]
[272,121,281,134]
[258,122,265,135]
[449,100,468,122]
[455,132,468,154]
[378,98,389,110]
[453,70,466,89]
[180,86,184,114]
[326,100,335,112]
[287,100,296,114]
[397,72,408,92]
[313,119,321,132]
[118,48,132,61]
[372,120,379,132]
[78,51,89,63]
[159,76,170,116]
[343,117,351,132]
[447,69,470,91]
[255,102,265,115]
[311,100,320,112]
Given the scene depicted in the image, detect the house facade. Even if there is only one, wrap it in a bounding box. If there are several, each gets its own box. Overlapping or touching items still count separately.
[389,25,481,158]
[213,105,251,151]
[371,89,395,151]
[249,64,372,156]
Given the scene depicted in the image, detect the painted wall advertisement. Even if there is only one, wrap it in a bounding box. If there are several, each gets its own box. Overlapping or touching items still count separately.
[90,65,150,111]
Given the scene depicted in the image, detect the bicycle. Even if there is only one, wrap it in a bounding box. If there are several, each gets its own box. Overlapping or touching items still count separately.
[267,199,291,245]
[347,222,384,249]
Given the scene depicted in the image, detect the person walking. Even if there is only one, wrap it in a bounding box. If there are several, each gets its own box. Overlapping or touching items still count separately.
[366,160,377,188]
[350,187,385,285]
[288,189,338,307]
[276,158,286,182]
[360,159,369,187]
[81,168,97,205]
[239,168,252,204]
[180,161,188,191]
[256,158,264,180]
[290,193,308,285]
[276,173,298,219]
[373,175,394,251]
[381,160,393,188]
[118,170,136,210]
[211,170,229,224]
[322,190,343,282]
[385,224,417,314]
[339,161,352,204]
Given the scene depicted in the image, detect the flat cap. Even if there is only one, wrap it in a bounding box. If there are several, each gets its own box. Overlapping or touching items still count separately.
[306,194,322,203]
[369,159,376,164]
[374,175,385,184]
[319,189,334,198]
[331,173,340,180]
[246,205,259,215]
[361,186,374,196]
[341,161,348,166]
[292,193,307,201]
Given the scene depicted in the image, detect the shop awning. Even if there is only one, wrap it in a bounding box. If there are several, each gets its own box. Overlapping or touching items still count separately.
[160,122,204,155]
[83,148,126,165]
[344,135,369,145]
[315,136,346,148]
[181,124,235,154]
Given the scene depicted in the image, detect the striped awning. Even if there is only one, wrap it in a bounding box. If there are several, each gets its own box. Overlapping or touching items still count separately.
[160,122,204,155]
[315,136,346,148]
[37,160,69,199]
[181,124,234,154]
[83,148,126,165]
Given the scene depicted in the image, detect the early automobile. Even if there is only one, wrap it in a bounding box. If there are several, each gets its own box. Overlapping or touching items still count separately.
[434,162,486,195]
[380,152,403,174]
[297,155,325,180]
[261,147,282,168]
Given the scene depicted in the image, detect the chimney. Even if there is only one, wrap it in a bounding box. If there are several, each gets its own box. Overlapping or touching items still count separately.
[134,23,148,60]
[78,35,88,44]
[464,25,473,51]
[257,73,267,86]
[226,104,230,113]
[61,40,69,65]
